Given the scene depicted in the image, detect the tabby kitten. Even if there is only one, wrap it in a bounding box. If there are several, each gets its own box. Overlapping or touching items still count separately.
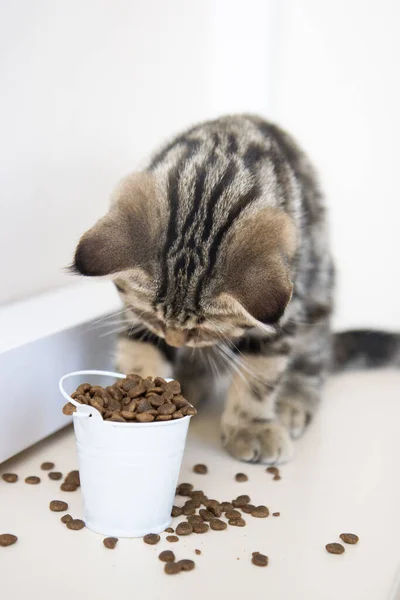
[73,114,334,464]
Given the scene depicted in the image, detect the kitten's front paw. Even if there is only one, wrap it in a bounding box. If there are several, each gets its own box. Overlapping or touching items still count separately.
[277,398,312,440]
[221,421,293,465]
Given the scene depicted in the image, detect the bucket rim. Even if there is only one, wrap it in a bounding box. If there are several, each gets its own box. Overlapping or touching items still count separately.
[60,369,193,427]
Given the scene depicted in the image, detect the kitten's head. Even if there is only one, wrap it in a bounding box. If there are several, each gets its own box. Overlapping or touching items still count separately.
[72,171,296,347]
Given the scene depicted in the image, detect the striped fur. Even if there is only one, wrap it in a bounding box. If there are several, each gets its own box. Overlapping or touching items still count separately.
[74,114,336,464]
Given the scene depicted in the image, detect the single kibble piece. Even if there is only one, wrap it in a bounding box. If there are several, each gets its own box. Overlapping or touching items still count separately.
[206,500,222,517]
[103,537,118,549]
[195,549,201,555]
[164,562,182,575]
[49,500,68,512]
[49,472,62,480]
[1,473,18,483]
[187,515,203,525]
[143,533,160,545]
[41,462,54,470]
[232,495,251,507]
[62,402,76,415]
[166,535,179,543]
[159,550,175,562]
[192,522,209,534]
[272,512,280,517]
[176,522,193,536]
[166,380,181,395]
[225,509,242,520]
[66,519,85,531]
[241,504,256,514]
[176,559,195,571]
[176,483,194,496]
[199,509,214,522]
[0,534,18,547]
[266,466,279,475]
[325,543,345,555]
[171,506,184,517]
[135,412,155,422]
[65,471,80,486]
[235,473,248,482]
[165,527,174,533]
[273,474,281,481]
[251,505,269,518]
[193,464,208,475]
[221,502,234,512]
[210,518,227,531]
[61,514,72,524]
[339,533,359,545]
[228,517,246,527]
[60,483,77,492]
[25,476,40,485]
[252,552,268,567]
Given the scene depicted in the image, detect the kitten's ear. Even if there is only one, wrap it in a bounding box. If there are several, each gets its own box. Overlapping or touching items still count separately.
[73,173,158,276]
[223,207,296,325]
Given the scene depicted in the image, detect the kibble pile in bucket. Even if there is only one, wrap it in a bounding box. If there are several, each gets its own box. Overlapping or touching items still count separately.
[62,374,197,422]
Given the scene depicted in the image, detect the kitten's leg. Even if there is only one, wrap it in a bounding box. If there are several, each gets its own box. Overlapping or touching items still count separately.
[277,320,332,438]
[221,350,293,464]
[174,347,231,407]
[116,335,174,379]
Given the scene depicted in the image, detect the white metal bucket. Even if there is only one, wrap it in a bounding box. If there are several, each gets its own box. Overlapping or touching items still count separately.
[59,370,192,538]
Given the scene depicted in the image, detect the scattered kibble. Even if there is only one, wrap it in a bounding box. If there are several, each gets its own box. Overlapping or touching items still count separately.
[193,464,208,475]
[235,473,248,482]
[61,514,73,524]
[25,476,40,485]
[340,533,359,545]
[166,535,179,543]
[1,473,18,483]
[272,512,280,517]
[66,519,85,531]
[41,462,55,471]
[0,534,18,547]
[48,472,62,480]
[325,543,345,555]
[49,500,68,512]
[252,552,268,567]
[159,550,175,562]
[251,505,269,518]
[103,537,118,549]
[143,533,160,545]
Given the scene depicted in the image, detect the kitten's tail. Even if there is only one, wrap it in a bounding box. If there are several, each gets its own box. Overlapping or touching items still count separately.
[332,330,400,372]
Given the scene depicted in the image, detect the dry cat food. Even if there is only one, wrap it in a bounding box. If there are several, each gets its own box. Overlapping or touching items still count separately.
[251,505,269,518]
[176,522,193,536]
[340,533,359,545]
[266,466,281,480]
[272,512,280,517]
[252,552,268,567]
[235,473,248,482]
[210,518,227,531]
[2,473,18,483]
[166,535,179,543]
[143,533,160,545]
[193,464,208,474]
[25,476,40,485]
[159,550,175,562]
[164,559,195,575]
[103,537,119,549]
[195,549,201,555]
[66,519,85,531]
[325,542,345,555]
[62,374,197,423]
[49,500,68,512]
[165,527,174,533]
[41,462,54,470]
[60,470,80,492]
[49,472,62,480]
[61,514,72,524]
[0,533,18,547]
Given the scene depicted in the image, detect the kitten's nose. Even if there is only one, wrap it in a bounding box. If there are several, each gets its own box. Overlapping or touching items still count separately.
[165,328,188,347]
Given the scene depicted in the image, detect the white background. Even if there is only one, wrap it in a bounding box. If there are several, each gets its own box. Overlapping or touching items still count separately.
[0,0,399,330]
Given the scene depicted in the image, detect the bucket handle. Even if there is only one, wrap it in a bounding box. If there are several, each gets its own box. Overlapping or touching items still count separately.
[59,369,126,418]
